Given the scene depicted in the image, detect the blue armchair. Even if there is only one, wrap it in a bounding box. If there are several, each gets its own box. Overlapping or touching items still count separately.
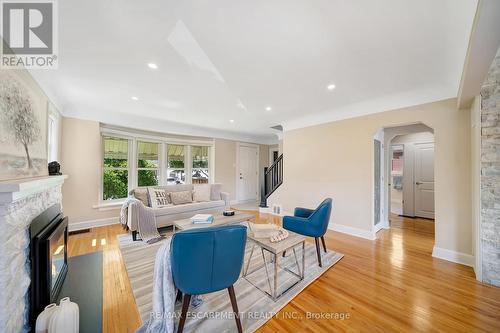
[282,198,332,267]
[171,225,247,333]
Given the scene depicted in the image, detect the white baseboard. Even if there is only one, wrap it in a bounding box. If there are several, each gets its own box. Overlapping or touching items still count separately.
[259,207,271,214]
[432,246,474,267]
[329,223,375,240]
[373,222,385,235]
[272,210,292,217]
[69,217,120,232]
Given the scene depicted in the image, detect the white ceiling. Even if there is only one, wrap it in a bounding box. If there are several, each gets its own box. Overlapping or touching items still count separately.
[30,0,477,144]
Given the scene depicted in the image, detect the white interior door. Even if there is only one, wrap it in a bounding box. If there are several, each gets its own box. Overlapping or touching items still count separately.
[414,143,435,219]
[238,145,258,201]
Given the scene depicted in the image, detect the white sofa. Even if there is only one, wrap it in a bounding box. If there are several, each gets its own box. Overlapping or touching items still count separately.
[127,183,230,240]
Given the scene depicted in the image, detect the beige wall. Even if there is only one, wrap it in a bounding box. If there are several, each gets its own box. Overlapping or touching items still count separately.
[259,144,270,177]
[391,131,435,144]
[61,117,117,223]
[269,98,472,255]
[61,118,271,225]
[214,139,237,200]
[214,139,269,201]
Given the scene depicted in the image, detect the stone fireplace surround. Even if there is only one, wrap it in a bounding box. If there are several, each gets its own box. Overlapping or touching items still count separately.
[0,175,67,333]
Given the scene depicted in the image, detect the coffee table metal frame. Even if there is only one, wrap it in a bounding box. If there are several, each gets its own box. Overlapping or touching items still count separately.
[243,238,305,301]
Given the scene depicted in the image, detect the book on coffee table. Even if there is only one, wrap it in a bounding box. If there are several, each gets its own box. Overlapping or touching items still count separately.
[190,214,214,224]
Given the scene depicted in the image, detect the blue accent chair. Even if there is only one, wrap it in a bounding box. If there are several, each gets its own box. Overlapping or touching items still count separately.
[282,198,332,267]
[171,225,247,333]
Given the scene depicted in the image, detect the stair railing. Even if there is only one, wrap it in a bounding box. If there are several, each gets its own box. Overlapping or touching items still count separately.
[259,154,283,208]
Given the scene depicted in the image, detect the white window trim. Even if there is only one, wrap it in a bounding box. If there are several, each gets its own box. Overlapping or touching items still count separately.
[136,139,161,188]
[99,133,133,204]
[98,127,214,205]
[166,144,187,185]
[190,144,213,185]
[47,102,61,162]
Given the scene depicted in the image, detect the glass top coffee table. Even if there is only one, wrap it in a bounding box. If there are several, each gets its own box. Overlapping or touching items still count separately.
[172,211,255,232]
[243,229,305,301]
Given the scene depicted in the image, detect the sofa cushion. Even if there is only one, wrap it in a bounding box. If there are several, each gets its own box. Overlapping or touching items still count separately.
[193,184,211,202]
[210,183,222,201]
[159,184,193,194]
[148,187,170,208]
[154,200,225,216]
[170,190,193,205]
[133,188,149,206]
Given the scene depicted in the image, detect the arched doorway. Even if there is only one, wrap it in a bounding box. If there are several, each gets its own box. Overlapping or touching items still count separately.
[373,123,435,238]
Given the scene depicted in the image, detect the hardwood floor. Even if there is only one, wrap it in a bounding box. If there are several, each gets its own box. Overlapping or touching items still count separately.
[68,212,500,332]
[389,213,435,234]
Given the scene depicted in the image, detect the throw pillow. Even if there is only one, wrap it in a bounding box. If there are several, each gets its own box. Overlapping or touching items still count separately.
[193,184,211,202]
[170,190,193,205]
[133,188,149,207]
[148,188,170,208]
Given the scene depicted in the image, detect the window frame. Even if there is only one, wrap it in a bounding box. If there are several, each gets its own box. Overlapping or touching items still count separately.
[101,135,133,203]
[136,140,161,188]
[47,103,60,162]
[166,143,187,185]
[190,145,211,184]
[99,127,215,205]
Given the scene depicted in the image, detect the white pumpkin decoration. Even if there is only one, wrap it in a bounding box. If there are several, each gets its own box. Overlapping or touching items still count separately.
[35,303,58,333]
[48,297,79,333]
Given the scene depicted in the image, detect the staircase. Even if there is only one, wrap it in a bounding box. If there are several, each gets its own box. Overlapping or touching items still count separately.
[259,154,283,208]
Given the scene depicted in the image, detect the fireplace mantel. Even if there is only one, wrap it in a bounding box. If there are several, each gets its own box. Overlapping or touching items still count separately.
[0,175,68,205]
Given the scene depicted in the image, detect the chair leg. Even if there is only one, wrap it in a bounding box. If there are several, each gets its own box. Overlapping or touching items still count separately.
[321,236,327,253]
[132,230,138,241]
[228,285,243,333]
[176,289,183,302]
[315,238,322,267]
[177,294,191,333]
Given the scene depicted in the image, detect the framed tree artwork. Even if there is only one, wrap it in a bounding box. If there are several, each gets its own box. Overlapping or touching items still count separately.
[0,70,48,181]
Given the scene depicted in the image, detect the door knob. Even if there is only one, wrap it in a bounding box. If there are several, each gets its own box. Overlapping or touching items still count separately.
[415,181,423,185]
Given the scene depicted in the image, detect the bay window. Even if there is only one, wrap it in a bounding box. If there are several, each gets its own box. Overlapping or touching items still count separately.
[100,130,213,203]
[102,136,129,200]
[137,141,159,187]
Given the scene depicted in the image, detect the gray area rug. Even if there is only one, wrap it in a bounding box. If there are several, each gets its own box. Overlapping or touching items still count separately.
[118,231,343,332]
[58,252,102,333]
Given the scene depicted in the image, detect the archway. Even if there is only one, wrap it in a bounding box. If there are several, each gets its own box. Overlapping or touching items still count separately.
[373,122,435,239]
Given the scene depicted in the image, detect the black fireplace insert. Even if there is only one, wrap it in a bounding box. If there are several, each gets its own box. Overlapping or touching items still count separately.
[29,204,68,326]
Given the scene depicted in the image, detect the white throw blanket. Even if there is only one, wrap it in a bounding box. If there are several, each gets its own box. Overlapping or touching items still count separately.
[136,238,176,333]
[121,198,163,244]
[120,197,137,226]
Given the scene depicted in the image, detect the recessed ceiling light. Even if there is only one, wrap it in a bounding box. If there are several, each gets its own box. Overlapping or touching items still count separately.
[265,106,272,111]
[327,84,336,90]
[229,119,234,123]
[131,96,139,101]
[148,63,158,69]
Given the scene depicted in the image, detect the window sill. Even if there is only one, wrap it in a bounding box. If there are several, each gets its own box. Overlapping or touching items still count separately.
[93,201,124,211]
